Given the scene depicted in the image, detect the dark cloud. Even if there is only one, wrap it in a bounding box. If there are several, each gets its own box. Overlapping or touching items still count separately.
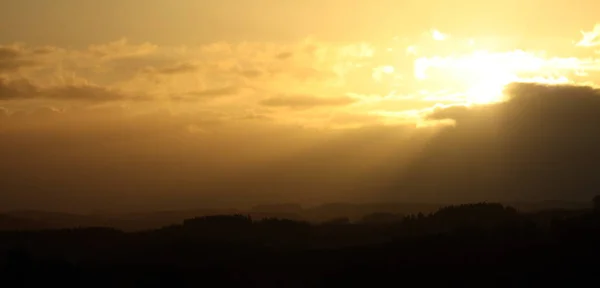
[45,84,144,102]
[148,62,199,75]
[0,77,144,102]
[260,94,356,108]
[426,105,473,121]
[0,46,20,60]
[184,86,239,99]
[391,82,600,203]
[0,46,37,71]
[31,46,57,55]
[0,78,39,100]
[240,113,270,121]
[237,69,263,78]
[104,54,178,81]
[275,51,293,60]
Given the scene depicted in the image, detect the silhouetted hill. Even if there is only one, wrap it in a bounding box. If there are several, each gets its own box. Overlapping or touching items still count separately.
[508,200,590,211]
[3,201,600,287]
[0,214,48,230]
[251,203,303,213]
[301,202,447,223]
[2,201,588,232]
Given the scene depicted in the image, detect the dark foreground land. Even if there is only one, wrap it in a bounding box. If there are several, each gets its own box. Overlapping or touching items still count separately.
[2,202,600,287]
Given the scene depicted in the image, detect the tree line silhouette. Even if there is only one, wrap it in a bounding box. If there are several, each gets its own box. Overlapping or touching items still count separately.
[2,201,600,287]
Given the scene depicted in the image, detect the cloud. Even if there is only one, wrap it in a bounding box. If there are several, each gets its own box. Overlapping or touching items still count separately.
[0,78,39,100]
[275,51,293,60]
[187,86,240,99]
[0,45,37,72]
[45,84,146,102]
[577,23,600,47]
[31,46,58,55]
[143,62,199,75]
[0,38,387,130]
[260,94,356,109]
[426,104,481,122]
[431,29,449,41]
[392,82,600,203]
[0,46,21,61]
[236,68,263,79]
[0,77,143,102]
[87,38,158,60]
[240,113,271,121]
[169,86,239,102]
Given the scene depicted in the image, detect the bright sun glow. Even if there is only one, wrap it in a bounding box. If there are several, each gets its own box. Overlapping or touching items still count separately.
[413,49,575,105]
[367,26,600,127]
[431,29,448,41]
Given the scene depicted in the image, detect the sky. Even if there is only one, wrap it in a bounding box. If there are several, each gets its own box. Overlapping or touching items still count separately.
[3,1,600,212]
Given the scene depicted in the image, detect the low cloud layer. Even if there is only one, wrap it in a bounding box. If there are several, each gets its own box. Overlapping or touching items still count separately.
[260,94,356,109]
[4,82,600,211]
[391,82,600,203]
[0,78,144,102]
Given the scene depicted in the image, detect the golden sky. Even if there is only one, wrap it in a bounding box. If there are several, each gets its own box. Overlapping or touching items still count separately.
[1,0,600,128]
[3,1,600,211]
[1,0,598,45]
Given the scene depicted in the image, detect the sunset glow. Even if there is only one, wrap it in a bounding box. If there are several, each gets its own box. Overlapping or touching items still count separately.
[4,0,600,212]
[3,24,600,129]
[413,49,575,105]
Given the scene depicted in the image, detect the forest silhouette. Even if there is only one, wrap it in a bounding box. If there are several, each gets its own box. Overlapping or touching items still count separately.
[2,200,600,287]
